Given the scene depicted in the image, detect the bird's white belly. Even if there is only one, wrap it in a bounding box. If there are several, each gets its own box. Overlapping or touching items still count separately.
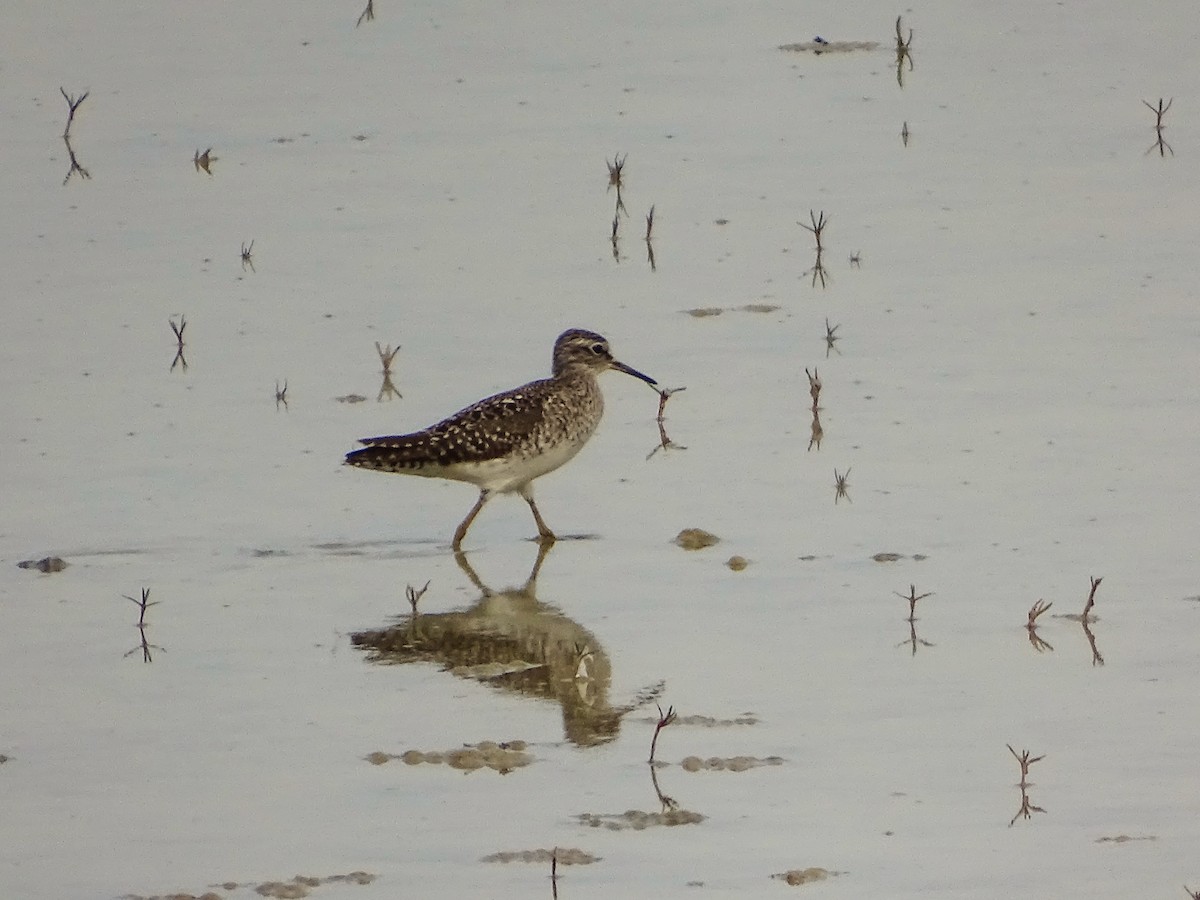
[435,437,589,494]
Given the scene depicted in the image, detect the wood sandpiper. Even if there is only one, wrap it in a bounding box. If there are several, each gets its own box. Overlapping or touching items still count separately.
[345,328,657,549]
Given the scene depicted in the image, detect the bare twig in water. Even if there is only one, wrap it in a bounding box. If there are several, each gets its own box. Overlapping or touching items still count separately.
[834,468,851,504]
[193,147,217,175]
[241,240,255,272]
[1025,599,1053,652]
[60,87,88,139]
[805,367,821,412]
[606,152,627,217]
[275,379,288,410]
[848,250,861,268]
[824,318,841,357]
[894,16,914,87]
[800,209,828,253]
[375,342,402,401]
[1006,744,1045,789]
[896,584,933,622]
[123,588,162,663]
[648,703,676,763]
[169,315,188,372]
[901,120,910,146]
[406,580,430,614]
[1143,97,1174,157]
[356,0,375,27]
[645,205,656,271]
[647,386,686,457]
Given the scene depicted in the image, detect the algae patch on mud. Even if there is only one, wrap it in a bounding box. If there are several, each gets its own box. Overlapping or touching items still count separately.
[577,809,704,830]
[365,740,531,773]
[481,848,600,864]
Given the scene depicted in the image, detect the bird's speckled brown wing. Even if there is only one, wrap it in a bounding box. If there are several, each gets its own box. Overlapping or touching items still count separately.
[345,380,554,472]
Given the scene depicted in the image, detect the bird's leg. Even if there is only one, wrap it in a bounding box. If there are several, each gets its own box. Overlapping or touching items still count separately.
[453,490,490,550]
[520,486,557,544]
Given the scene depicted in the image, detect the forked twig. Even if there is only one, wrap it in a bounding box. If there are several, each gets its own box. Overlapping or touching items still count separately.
[1025,599,1054,652]
[60,87,88,139]
[648,703,676,763]
[169,315,188,372]
[834,467,851,504]
[896,584,933,623]
[356,0,375,27]
[406,580,430,614]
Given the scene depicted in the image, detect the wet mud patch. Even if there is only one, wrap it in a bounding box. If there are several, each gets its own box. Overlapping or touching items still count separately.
[124,870,376,900]
[683,304,782,318]
[17,556,68,573]
[674,528,720,550]
[481,848,600,865]
[365,740,531,773]
[770,867,841,886]
[678,755,784,772]
[871,552,928,562]
[577,809,704,830]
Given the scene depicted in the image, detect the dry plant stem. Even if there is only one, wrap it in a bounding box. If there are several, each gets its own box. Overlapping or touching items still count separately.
[833,468,851,503]
[375,342,401,376]
[1025,599,1054,652]
[606,152,627,216]
[275,380,288,410]
[406,580,430,614]
[805,367,821,412]
[644,205,655,240]
[169,316,188,372]
[1184,886,1199,900]
[356,0,375,27]
[901,120,910,146]
[648,703,676,763]
[895,584,933,622]
[551,848,559,900]
[800,210,827,252]
[1006,743,1044,788]
[241,240,255,272]
[894,16,914,86]
[60,87,88,138]
[1081,575,1102,620]
[824,318,841,357]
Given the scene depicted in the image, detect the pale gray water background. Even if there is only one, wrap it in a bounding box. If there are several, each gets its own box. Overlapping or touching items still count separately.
[3,2,1200,898]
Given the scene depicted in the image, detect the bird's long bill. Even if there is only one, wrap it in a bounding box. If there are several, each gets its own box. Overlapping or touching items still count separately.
[612,359,658,387]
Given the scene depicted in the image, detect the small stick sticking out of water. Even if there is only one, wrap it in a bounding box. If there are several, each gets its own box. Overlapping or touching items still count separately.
[60,87,88,139]
[123,588,162,663]
[895,16,914,87]
[824,318,841,357]
[193,147,217,175]
[901,120,911,146]
[406,580,430,615]
[1184,886,1200,899]
[606,152,627,217]
[241,240,255,272]
[1006,744,1044,789]
[648,703,676,764]
[169,315,188,372]
[833,468,851,504]
[1025,599,1053,652]
[1143,97,1174,157]
[356,0,375,27]
[800,209,828,253]
[375,341,402,401]
[275,380,289,410]
[645,205,656,271]
[805,367,821,412]
[647,386,686,457]
[895,584,933,622]
[550,848,559,900]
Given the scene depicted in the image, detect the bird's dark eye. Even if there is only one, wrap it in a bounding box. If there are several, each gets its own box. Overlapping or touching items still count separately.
[590,342,605,355]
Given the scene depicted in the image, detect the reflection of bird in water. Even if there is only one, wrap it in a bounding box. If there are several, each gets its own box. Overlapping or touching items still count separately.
[350,545,624,747]
[344,329,657,549]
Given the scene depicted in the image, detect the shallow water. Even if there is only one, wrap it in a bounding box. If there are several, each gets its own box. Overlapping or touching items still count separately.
[3,2,1200,898]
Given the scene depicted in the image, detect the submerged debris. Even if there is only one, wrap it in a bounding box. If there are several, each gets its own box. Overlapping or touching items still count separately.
[675,528,720,550]
[770,867,837,885]
[679,755,784,772]
[365,740,531,773]
[17,556,67,573]
[577,809,704,830]
[481,848,600,864]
